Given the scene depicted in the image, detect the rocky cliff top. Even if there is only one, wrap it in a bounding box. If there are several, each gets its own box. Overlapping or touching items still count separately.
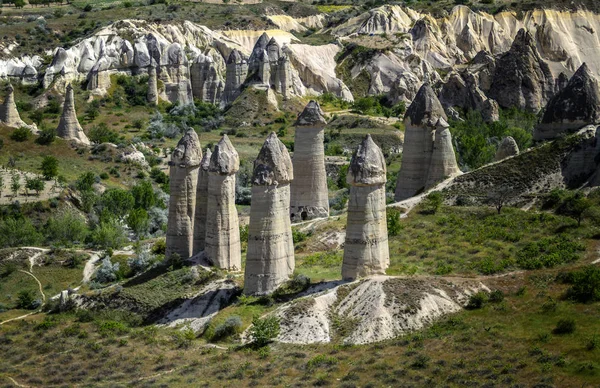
[295,100,327,126]
[405,84,447,127]
[252,132,293,186]
[171,129,202,168]
[540,63,600,125]
[209,134,240,175]
[347,135,387,186]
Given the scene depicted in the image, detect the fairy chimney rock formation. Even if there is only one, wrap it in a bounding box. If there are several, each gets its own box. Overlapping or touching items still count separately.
[192,147,212,256]
[147,64,158,106]
[245,132,295,295]
[190,54,224,104]
[342,135,389,281]
[290,100,329,222]
[56,84,91,145]
[166,130,202,260]
[535,63,600,140]
[205,135,242,270]
[425,118,461,189]
[395,84,447,201]
[494,136,520,161]
[489,29,555,113]
[223,49,248,105]
[0,84,25,129]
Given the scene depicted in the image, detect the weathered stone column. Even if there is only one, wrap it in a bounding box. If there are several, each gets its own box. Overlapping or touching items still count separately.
[245,132,294,295]
[223,49,248,105]
[56,84,91,145]
[192,147,212,256]
[0,84,24,128]
[290,100,329,222]
[394,84,445,201]
[342,135,389,281]
[425,117,461,189]
[166,129,202,260]
[147,64,158,106]
[205,135,241,270]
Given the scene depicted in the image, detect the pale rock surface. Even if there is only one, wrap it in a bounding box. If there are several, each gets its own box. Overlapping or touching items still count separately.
[268,276,489,345]
[147,64,159,106]
[118,145,148,168]
[489,29,555,112]
[290,101,329,222]
[56,84,90,145]
[342,135,389,281]
[494,136,520,161]
[535,63,600,140]
[439,71,499,122]
[223,49,248,105]
[193,148,212,256]
[190,53,224,104]
[395,84,447,201]
[0,84,34,131]
[425,118,461,189]
[220,29,299,53]
[205,135,241,270]
[244,132,295,295]
[161,43,194,105]
[166,130,202,260]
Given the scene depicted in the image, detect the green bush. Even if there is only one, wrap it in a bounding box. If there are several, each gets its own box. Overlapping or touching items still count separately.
[553,318,576,334]
[210,315,243,341]
[466,292,488,309]
[387,207,402,236]
[36,127,56,145]
[0,217,42,248]
[88,123,120,144]
[11,127,30,142]
[249,316,280,348]
[516,236,584,270]
[489,290,504,303]
[565,266,600,303]
[301,251,342,268]
[89,221,127,250]
[421,191,443,214]
[16,290,38,310]
[45,209,88,247]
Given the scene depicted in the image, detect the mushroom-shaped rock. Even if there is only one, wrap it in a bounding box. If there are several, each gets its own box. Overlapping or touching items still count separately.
[425,118,461,188]
[205,135,241,270]
[56,84,90,145]
[489,29,555,113]
[244,132,295,295]
[535,63,600,140]
[342,135,389,281]
[193,147,212,255]
[166,130,202,260]
[290,101,329,222]
[494,136,520,161]
[394,84,446,201]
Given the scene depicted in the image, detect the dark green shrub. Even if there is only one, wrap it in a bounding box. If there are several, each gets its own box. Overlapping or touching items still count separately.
[88,123,119,144]
[466,292,488,309]
[10,127,30,142]
[210,316,243,341]
[16,290,37,310]
[565,266,600,303]
[249,316,280,347]
[36,127,56,145]
[553,318,576,334]
[387,207,402,236]
[489,290,504,303]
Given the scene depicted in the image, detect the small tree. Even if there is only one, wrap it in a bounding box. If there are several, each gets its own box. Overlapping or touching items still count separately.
[421,191,443,214]
[557,192,593,226]
[486,185,514,214]
[26,177,45,197]
[249,315,280,348]
[40,156,59,180]
[11,173,21,198]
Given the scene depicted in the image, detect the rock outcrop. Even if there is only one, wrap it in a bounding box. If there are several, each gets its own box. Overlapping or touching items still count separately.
[439,71,499,122]
[244,132,295,295]
[205,135,241,270]
[489,29,555,113]
[0,84,27,129]
[193,148,212,256]
[290,101,329,222]
[190,53,224,104]
[494,136,520,161]
[223,49,248,105]
[56,84,90,145]
[147,64,158,106]
[342,135,389,281]
[166,130,202,260]
[395,84,459,201]
[161,43,194,105]
[535,63,600,140]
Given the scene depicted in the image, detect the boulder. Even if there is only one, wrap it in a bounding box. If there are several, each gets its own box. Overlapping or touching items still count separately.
[290,101,329,222]
[205,135,241,270]
[342,135,389,281]
[56,84,90,145]
[535,63,600,140]
[244,132,295,295]
[166,130,202,260]
[494,136,520,161]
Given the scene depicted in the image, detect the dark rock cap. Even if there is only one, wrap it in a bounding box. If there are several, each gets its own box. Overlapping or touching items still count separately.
[252,132,293,186]
[347,134,386,186]
[295,100,327,126]
[405,84,447,127]
[541,63,600,125]
[171,129,202,168]
[209,134,240,175]
[227,49,245,65]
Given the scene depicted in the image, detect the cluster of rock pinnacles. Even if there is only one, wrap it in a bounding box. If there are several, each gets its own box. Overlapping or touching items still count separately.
[165,100,391,295]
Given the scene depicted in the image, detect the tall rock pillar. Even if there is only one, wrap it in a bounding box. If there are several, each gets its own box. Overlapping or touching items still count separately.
[205,135,241,270]
[223,49,248,105]
[245,132,295,295]
[394,84,446,201]
[425,118,461,189]
[56,84,91,146]
[193,148,212,255]
[342,135,389,281]
[166,130,202,260]
[290,100,329,222]
[147,64,158,106]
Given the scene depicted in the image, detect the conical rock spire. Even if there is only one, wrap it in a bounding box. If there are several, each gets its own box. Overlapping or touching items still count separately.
[253,132,293,186]
[348,135,387,186]
[56,84,90,145]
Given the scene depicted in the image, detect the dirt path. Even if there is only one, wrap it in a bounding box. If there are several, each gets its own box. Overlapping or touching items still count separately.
[82,253,101,283]
[18,269,45,303]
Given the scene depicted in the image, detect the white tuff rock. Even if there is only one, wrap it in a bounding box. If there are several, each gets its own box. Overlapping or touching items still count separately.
[193,148,212,256]
[56,84,90,145]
